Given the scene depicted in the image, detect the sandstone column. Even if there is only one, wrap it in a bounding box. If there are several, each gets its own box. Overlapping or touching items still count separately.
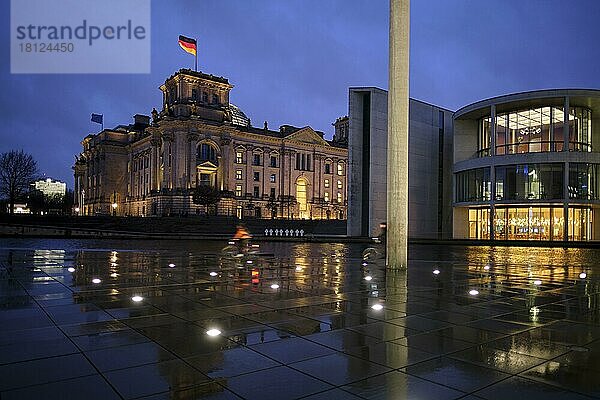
[387,0,410,269]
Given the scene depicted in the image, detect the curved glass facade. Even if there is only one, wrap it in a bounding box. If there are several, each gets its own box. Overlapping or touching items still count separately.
[468,206,592,241]
[495,163,563,201]
[455,168,490,202]
[569,163,600,200]
[477,106,592,156]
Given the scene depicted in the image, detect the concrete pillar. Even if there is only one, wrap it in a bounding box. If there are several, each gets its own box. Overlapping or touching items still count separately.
[386,0,410,269]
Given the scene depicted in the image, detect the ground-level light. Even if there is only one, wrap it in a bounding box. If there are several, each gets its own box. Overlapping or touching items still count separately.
[469,289,479,296]
[92,278,101,284]
[364,275,373,281]
[132,296,143,302]
[206,328,221,337]
[371,303,384,311]
[67,267,75,273]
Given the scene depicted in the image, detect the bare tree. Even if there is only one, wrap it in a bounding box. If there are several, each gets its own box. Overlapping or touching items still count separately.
[0,150,39,214]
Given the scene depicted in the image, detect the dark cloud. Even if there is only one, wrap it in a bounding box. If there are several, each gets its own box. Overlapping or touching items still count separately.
[1,0,599,187]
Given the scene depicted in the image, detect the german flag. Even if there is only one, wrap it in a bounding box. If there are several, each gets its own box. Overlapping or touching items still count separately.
[178,35,197,56]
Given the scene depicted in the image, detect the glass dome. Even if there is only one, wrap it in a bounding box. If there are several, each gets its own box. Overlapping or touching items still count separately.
[228,103,251,127]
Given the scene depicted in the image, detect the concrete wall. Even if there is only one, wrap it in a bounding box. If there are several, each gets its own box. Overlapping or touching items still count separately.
[347,87,454,239]
[347,88,388,237]
[453,119,479,163]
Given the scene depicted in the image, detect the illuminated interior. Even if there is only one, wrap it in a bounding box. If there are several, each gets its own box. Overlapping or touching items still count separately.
[478,106,591,156]
[468,206,593,240]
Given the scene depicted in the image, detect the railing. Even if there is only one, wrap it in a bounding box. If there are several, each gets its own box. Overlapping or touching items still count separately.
[263,228,305,237]
[477,141,592,157]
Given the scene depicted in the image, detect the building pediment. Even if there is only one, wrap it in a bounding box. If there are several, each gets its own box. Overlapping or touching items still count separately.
[284,127,329,146]
[196,160,218,170]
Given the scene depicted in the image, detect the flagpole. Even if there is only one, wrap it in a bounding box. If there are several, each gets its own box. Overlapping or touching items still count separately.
[195,39,198,72]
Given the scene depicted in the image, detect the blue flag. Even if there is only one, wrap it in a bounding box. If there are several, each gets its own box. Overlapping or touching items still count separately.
[91,113,103,124]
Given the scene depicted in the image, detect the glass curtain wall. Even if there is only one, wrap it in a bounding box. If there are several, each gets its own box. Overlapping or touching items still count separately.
[568,207,593,240]
[495,163,563,201]
[569,108,592,151]
[478,106,592,156]
[455,168,491,202]
[469,206,592,240]
[469,208,490,239]
[569,163,600,200]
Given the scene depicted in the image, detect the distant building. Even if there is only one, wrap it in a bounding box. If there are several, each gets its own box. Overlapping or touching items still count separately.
[74,69,348,218]
[33,178,67,198]
[7,203,30,214]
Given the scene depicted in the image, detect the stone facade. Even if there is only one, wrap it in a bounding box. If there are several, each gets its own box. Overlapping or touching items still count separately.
[74,69,348,219]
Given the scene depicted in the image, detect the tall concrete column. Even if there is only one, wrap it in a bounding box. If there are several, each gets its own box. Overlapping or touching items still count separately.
[386,0,410,269]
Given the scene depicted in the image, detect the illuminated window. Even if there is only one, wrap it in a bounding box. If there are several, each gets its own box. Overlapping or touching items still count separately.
[235,184,242,197]
[235,170,242,180]
[337,163,344,176]
[337,192,342,203]
[235,151,243,164]
[324,192,330,202]
[324,179,330,188]
[270,174,276,183]
[337,180,342,189]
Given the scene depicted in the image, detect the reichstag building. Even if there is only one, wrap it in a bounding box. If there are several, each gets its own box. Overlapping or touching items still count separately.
[74,69,348,219]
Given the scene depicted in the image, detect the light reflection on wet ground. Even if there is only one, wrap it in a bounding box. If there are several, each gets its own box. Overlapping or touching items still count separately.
[0,238,599,399]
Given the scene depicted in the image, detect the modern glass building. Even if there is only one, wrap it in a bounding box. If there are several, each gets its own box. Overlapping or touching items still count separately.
[453,89,600,241]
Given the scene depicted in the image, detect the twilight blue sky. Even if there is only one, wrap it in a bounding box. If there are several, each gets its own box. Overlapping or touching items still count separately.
[1,0,600,187]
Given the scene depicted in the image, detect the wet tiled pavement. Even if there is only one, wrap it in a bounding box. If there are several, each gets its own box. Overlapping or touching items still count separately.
[0,239,599,399]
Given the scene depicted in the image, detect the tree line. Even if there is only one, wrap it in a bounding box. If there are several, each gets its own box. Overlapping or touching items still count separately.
[0,150,73,215]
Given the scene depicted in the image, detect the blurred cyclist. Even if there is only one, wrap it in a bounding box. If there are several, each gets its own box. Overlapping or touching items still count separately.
[233,224,252,254]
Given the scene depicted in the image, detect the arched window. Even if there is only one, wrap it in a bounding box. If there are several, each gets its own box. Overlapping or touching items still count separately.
[296,178,309,219]
[198,143,217,163]
[337,162,344,176]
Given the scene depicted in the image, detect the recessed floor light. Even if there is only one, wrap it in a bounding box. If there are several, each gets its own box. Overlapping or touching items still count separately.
[270,284,280,289]
[364,275,373,281]
[206,328,221,337]
[132,296,143,302]
[209,271,218,277]
[168,263,176,268]
[469,289,479,296]
[92,278,101,284]
[67,267,75,273]
[371,304,384,311]
[433,269,440,275]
